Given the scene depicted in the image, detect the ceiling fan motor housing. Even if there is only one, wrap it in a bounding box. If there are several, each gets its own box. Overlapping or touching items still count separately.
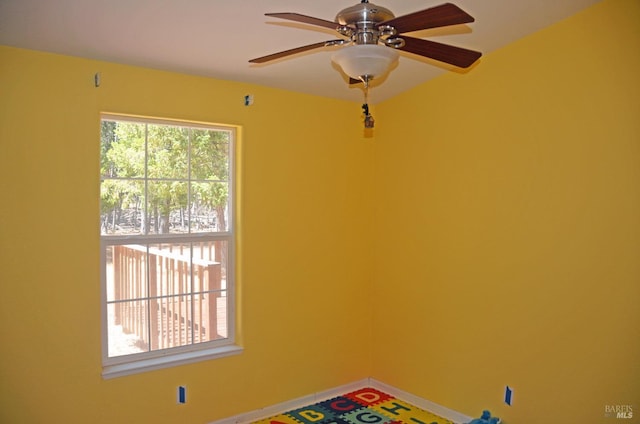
[336,2,395,45]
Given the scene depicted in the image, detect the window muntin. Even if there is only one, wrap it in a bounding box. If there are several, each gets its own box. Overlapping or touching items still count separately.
[100,115,237,375]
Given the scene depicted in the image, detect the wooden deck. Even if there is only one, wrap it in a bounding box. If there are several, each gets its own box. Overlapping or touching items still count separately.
[106,242,229,357]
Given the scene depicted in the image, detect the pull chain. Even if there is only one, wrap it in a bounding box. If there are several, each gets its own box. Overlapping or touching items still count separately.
[362,77,374,128]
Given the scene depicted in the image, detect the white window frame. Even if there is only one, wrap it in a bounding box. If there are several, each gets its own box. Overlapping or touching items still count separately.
[99,114,241,379]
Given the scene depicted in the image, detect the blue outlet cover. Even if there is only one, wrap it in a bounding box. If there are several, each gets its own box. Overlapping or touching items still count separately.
[178,386,186,404]
[505,386,513,406]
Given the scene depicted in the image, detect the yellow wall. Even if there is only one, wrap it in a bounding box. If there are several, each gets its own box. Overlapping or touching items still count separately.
[1,0,638,423]
[373,0,639,422]
[0,47,374,423]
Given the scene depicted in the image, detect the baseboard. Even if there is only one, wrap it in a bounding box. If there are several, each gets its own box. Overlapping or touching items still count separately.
[368,379,472,424]
[208,378,472,424]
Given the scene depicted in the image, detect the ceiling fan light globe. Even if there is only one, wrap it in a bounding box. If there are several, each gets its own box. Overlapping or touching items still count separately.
[332,44,399,80]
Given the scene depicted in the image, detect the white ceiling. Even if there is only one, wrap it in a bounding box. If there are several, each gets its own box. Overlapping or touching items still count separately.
[0,0,600,103]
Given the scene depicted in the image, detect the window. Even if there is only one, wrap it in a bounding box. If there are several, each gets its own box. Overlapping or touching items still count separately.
[100,114,240,378]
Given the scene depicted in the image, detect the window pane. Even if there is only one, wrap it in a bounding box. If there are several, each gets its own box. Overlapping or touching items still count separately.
[153,295,193,349]
[147,124,189,179]
[204,292,228,341]
[192,240,227,290]
[191,129,230,181]
[191,182,228,232]
[101,121,146,179]
[147,242,192,303]
[146,181,188,234]
[107,301,149,357]
[106,244,149,302]
[192,240,227,341]
[100,179,145,235]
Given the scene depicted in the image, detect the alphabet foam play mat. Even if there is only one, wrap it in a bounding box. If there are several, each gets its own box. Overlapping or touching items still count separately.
[252,388,454,424]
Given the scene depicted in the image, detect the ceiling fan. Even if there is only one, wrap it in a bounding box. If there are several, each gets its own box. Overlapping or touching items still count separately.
[249,1,481,128]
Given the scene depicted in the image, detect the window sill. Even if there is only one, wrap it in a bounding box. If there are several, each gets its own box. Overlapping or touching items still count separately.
[102,344,243,379]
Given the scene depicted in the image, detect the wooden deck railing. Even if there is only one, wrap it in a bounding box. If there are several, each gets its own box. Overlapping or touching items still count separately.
[112,243,222,350]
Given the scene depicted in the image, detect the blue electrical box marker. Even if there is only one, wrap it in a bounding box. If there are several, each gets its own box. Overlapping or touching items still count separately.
[505,386,513,406]
[178,386,186,404]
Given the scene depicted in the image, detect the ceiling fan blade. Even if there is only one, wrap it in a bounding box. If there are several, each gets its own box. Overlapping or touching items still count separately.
[397,35,481,68]
[265,12,340,30]
[379,3,474,34]
[249,40,341,64]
